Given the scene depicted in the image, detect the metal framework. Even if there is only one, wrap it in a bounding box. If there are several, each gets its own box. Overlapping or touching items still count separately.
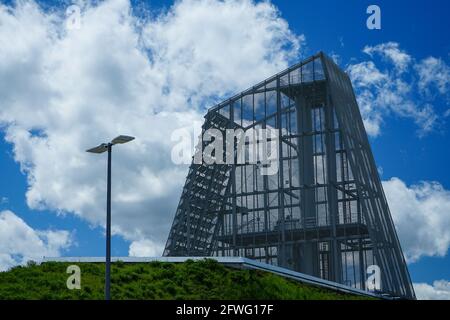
[164,52,415,299]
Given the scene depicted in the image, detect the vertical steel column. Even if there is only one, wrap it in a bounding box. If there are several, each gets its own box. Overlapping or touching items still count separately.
[231,104,238,256]
[298,97,315,224]
[262,106,270,263]
[324,94,341,283]
[105,143,112,301]
[276,77,287,267]
[296,91,318,276]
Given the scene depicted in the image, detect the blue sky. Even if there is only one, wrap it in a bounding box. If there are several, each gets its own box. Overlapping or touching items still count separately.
[0,0,449,299]
[280,0,450,285]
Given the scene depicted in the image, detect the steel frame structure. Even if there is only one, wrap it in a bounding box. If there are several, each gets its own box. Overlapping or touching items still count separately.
[164,52,415,299]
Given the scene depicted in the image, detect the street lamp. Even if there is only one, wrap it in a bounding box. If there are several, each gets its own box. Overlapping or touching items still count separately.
[86,135,135,300]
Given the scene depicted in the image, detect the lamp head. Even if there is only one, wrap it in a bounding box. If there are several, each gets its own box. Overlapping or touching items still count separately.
[111,135,135,145]
[86,143,109,154]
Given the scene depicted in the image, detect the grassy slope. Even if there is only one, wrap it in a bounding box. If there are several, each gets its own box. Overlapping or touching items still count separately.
[0,259,367,300]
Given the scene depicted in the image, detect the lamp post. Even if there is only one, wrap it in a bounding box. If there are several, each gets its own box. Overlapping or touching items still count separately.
[86,135,135,300]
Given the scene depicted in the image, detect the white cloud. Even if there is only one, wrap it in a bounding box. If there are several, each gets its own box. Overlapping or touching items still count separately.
[347,43,448,137]
[346,61,388,91]
[415,56,450,96]
[2,1,448,270]
[329,52,340,65]
[383,177,450,262]
[142,0,302,107]
[414,280,450,300]
[129,239,163,257]
[0,210,72,271]
[0,0,303,254]
[384,177,450,301]
[363,42,412,72]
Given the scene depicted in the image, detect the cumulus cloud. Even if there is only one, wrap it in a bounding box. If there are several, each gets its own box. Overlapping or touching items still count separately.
[414,280,450,300]
[129,239,164,257]
[383,177,450,262]
[142,0,302,108]
[384,177,450,301]
[363,42,412,72]
[1,0,448,270]
[415,56,450,96]
[0,0,303,254]
[348,42,449,137]
[0,210,72,271]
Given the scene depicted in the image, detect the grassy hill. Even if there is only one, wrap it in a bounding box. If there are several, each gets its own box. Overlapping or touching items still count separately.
[0,259,368,300]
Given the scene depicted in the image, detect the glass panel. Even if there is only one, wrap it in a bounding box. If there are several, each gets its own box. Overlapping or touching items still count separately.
[289,66,301,84]
[233,100,242,125]
[242,94,253,124]
[266,91,277,115]
[302,60,314,82]
[314,58,325,80]
[254,92,265,121]
[266,79,277,89]
[219,103,230,119]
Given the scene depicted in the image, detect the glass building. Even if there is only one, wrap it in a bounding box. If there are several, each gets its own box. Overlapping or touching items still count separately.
[164,52,415,299]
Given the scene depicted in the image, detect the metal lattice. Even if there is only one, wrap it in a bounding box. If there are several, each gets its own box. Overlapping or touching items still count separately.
[163,52,415,299]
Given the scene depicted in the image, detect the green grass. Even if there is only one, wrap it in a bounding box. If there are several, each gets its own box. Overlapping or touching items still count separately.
[0,259,368,300]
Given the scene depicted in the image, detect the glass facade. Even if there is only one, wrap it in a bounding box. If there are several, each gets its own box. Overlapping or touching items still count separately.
[164,52,415,299]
